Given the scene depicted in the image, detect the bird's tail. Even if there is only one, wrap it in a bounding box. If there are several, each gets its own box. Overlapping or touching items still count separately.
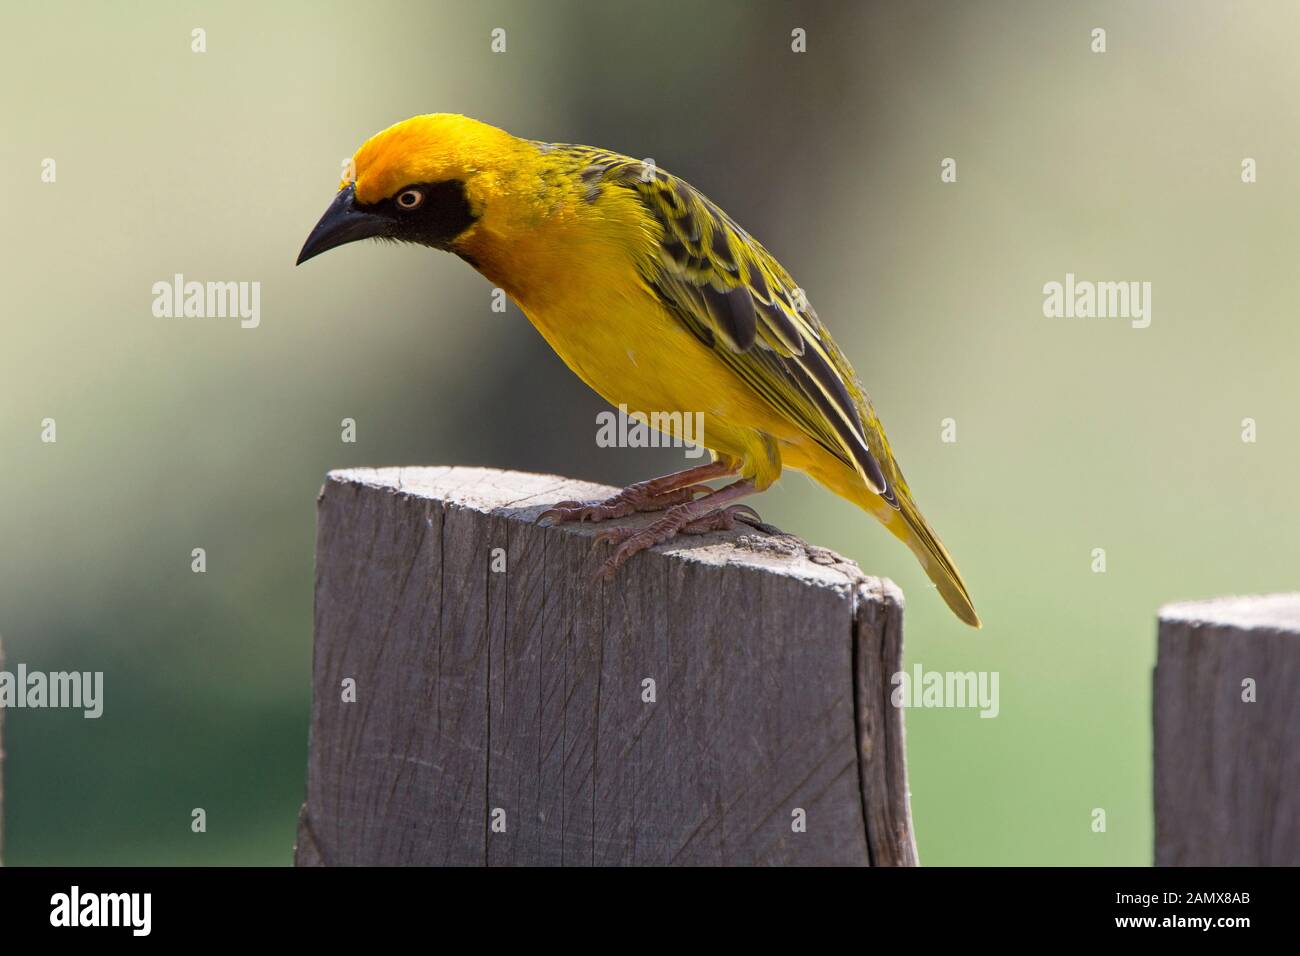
[858,483,981,628]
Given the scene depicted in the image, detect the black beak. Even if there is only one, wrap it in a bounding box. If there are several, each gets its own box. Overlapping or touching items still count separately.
[296,184,390,265]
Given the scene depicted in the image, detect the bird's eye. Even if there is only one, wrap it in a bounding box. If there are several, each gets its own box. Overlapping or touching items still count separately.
[396,188,424,210]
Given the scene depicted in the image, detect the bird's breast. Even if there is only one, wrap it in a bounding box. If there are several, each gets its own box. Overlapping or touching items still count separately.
[457,202,807,485]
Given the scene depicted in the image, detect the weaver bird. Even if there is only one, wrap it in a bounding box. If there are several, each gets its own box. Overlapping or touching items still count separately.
[298,114,980,627]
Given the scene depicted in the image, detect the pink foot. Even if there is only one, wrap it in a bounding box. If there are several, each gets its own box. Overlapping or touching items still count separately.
[594,504,767,580]
[537,484,709,525]
[680,504,764,535]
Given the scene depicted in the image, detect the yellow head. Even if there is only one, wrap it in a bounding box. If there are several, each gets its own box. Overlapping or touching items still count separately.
[297,113,536,265]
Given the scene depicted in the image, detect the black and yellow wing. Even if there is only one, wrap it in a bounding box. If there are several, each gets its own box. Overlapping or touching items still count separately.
[558,145,899,506]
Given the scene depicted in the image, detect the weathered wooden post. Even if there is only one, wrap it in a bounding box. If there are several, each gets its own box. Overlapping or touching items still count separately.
[1154,594,1300,865]
[295,466,917,866]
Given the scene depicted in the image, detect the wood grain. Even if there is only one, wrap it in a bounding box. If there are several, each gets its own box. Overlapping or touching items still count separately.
[1154,594,1300,865]
[296,466,917,866]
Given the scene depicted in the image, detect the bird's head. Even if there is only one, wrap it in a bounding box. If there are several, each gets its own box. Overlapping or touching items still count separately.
[296,113,532,266]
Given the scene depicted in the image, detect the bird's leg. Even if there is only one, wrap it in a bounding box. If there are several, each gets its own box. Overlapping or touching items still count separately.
[593,478,760,580]
[537,459,738,525]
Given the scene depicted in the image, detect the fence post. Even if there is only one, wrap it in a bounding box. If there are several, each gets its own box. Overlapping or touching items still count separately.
[295,466,917,866]
[1154,594,1300,865]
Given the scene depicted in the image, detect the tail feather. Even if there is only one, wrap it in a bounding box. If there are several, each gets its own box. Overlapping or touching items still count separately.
[881,487,981,628]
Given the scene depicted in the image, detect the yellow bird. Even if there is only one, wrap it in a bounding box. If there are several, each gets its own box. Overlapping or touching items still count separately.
[298,114,980,627]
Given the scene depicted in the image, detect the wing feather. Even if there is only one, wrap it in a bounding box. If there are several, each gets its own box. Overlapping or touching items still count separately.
[562,147,894,501]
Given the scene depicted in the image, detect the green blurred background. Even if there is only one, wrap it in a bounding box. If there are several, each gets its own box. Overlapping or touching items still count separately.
[2,0,1297,865]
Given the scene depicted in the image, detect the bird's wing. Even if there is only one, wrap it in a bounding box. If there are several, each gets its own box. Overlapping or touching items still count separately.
[567,147,896,503]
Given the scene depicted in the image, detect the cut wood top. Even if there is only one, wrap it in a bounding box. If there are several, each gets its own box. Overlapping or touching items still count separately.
[1158,593,1300,633]
[326,465,880,597]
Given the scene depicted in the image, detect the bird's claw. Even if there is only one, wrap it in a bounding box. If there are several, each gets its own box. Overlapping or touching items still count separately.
[591,503,769,582]
[680,504,763,535]
[537,499,634,525]
[592,525,638,546]
[537,484,710,526]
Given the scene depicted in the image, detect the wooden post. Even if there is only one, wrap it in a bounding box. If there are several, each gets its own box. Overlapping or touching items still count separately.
[295,466,917,866]
[1154,594,1300,866]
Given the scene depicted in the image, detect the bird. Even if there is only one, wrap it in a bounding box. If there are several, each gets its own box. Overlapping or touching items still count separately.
[297,114,981,627]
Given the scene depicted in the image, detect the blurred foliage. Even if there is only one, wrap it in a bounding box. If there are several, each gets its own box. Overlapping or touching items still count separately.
[2,0,1297,864]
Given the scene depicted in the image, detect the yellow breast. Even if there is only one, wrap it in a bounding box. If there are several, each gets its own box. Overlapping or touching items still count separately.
[459,197,810,488]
